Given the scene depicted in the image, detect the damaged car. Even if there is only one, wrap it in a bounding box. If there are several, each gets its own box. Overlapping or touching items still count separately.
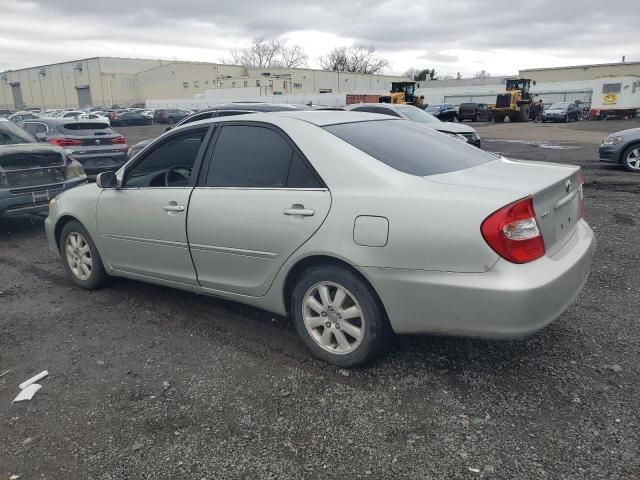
[0,118,87,217]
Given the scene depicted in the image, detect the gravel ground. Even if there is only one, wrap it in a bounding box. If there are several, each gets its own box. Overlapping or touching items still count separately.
[1,119,639,479]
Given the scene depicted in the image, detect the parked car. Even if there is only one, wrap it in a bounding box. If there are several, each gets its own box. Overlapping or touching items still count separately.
[598,127,640,172]
[110,111,152,127]
[79,112,110,125]
[154,109,189,124]
[140,109,155,121]
[542,102,581,122]
[18,118,128,176]
[127,103,309,159]
[8,111,39,123]
[61,111,85,119]
[458,103,493,122]
[425,103,458,122]
[349,103,482,147]
[45,111,594,366]
[0,118,86,217]
[0,109,13,118]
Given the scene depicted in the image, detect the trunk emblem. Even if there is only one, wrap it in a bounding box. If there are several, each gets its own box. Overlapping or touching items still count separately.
[565,179,572,193]
[95,139,101,145]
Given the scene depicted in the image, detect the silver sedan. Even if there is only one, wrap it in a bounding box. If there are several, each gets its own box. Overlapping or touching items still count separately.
[45,111,596,366]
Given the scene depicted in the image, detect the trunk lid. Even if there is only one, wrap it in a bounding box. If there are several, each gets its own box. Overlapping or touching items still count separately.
[426,157,582,255]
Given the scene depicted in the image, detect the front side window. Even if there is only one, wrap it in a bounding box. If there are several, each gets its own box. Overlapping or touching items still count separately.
[124,129,207,188]
[206,125,321,188]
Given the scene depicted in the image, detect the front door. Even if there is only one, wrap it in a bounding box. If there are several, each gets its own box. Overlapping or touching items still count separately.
[188,123,331,296]
[96,127,210,285]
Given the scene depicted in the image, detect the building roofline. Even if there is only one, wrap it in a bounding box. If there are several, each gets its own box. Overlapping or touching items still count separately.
[521,61,640,73]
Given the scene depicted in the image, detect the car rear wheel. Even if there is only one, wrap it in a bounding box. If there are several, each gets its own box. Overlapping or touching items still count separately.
[622,144,640,172]
[60,220,110,289]
[291,264,392,367]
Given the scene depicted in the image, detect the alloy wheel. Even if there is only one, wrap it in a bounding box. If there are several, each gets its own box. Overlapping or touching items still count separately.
[625,148,640,171]
[65,232,93,281]
[302,282,365,355]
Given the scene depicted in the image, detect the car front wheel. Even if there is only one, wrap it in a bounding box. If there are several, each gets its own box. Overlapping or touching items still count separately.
[291,264,392,367]
[60,220,110,289]
[622,144,640,172]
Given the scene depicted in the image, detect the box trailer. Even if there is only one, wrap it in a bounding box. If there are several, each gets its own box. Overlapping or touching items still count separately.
[590,76,640,119]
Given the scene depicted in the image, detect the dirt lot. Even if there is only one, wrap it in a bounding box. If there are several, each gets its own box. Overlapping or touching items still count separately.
[1,119,639,479]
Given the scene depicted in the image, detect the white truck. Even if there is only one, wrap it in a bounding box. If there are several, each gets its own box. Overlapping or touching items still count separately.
[590,76,640,119]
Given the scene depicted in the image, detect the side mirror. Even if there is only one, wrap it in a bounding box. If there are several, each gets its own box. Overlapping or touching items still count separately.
[35,132,47,142]
[96,171,118,189]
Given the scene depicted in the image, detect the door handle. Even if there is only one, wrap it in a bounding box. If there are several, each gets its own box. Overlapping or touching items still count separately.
[283,206,315,217]
[163,205,185,212]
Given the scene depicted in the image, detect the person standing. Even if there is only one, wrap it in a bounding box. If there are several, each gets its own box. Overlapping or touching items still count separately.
[535,99,544,123]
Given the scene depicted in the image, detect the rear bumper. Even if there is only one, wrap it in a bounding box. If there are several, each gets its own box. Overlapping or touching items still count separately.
[363,219,595,337]
[598,144,623,163]
[0,176,87,217]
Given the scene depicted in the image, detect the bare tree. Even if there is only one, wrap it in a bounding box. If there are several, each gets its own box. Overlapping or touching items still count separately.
[229,38,308,68]
[320,46,390,74]
[473,70,491,78]
[279,44,308,68]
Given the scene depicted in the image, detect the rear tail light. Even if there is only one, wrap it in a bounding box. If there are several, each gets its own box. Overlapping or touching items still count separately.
[50,137,82,147]
[111,136,126,144]
[481,196,545,264]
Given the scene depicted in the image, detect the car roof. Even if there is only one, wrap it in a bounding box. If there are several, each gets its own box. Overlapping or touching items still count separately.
[191,110,400,127]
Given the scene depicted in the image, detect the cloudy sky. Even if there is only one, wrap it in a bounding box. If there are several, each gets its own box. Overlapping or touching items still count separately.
[1,0,639,77]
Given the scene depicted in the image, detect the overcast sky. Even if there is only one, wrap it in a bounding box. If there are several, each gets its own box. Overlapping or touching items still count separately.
[2,0,639,77]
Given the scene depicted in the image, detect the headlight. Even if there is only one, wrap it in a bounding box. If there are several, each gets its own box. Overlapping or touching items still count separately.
[470,132,480,141]
[65,159,86,179]
[445,132,468,142]
[602,135,622,145]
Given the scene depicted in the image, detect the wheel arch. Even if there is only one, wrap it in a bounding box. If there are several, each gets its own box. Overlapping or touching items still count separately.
[282,254,390,321]
[620,140,640,164]
[53,214,93,253]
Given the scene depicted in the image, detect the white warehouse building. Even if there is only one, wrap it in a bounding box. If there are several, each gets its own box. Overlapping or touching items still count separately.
[0,56,409,110]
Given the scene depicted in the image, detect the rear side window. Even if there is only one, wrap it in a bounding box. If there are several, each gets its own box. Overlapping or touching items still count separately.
[206,125,321,188]
[324,120,495,177]
[58,123,116,135]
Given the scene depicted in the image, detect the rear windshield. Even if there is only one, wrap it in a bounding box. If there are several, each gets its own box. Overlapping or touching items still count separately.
[460,103,475,108]
[324,120,495,177]
[58,123,117,135]
[0,121,36,145]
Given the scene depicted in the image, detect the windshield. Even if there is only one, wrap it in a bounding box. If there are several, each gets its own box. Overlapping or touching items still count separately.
[425,105,441,113]
[0,121,36,145]
[550,102,571,109]
[396,106,442,123]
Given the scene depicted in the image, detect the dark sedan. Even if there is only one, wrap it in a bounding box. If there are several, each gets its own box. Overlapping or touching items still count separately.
[0,119,86,217]
[110,111,151,126]
[599,127,640,172]
[425,103,458,122]
[542,102,581,122]
[154,109,189,124]
[458,103,493,122]
[19,118,128,176]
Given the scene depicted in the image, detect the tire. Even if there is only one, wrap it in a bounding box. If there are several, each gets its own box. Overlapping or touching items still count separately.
[494,115,505,123]
[473,114,480,122]
[290,264,392,367]
[622,144,640,172]
[59,220,110,289]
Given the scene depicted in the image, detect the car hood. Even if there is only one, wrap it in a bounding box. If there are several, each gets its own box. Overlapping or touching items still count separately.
[610,127,640,138]
[0,143,63,155]
[421,122,476,134]
[0,143,66,170]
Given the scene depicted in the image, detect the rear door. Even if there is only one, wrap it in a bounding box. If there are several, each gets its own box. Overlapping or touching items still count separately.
[187,122,331,296]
